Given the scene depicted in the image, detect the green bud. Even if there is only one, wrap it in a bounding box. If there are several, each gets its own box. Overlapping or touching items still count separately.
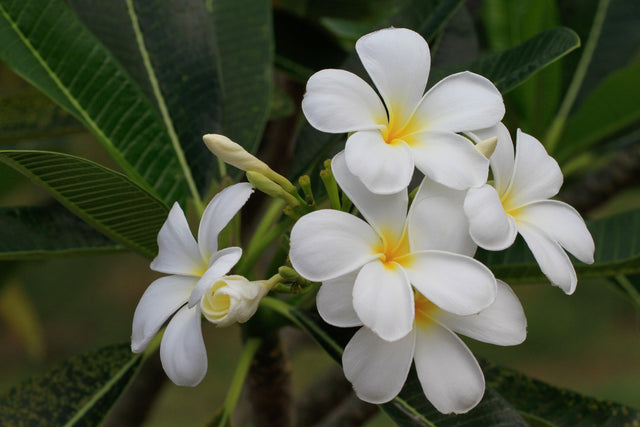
[246,171,300,207]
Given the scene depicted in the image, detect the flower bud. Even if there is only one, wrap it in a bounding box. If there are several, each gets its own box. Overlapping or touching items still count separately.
[200,275,269,327]
[476,136,498,159]
[246,171,300,207]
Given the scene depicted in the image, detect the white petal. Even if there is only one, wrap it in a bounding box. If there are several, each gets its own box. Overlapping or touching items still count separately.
[198,182,253,261]
[343,326,415,404]
[353,261,414,341]
[408,178,476,256]
[518,222,577,294]
[345,130,414,195]
[472,123,514,195]
[517,200,594,264]
[414,321,484,414]
[356,27,430,127]
[131,275,196,353]
[436,280,527,346]
[412,71,504,132]
[151,203,206,276]
[506,129,563,208]
[464,185,518,250]
[402,251,496,315]
[188,246,243,307]
[289,210,381,282]
[160,305,207,387]
[316,272,362,327]
[332,151,407,244]
[407,131,489,190]
[302,69,387,133]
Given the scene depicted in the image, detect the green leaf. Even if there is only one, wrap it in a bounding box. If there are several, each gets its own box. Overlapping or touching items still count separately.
[0,150,169,259]
[479,208,640,284]
[556,62,640,164]
[483,361,640,426]
[0,87,84,143]
[0,204,122,260]
[0,0,189,204]
[430,27,580,93]
[0,343,142,426]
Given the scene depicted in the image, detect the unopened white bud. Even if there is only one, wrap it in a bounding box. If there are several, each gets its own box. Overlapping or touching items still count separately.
[200,275,269,327]
[203,134,271,174]
[476,136,498,159]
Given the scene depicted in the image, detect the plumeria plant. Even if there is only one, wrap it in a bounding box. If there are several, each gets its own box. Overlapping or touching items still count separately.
[1,1,639,426]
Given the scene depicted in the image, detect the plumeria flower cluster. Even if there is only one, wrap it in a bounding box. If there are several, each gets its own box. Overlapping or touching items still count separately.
[288,27,595,413]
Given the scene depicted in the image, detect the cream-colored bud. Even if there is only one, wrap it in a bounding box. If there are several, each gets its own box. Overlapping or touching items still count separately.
[200,275,269,327]
[476,136,498,159]
[203,134,271,174]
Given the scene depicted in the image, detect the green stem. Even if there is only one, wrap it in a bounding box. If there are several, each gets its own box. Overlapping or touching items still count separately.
[219,337,262,427]
[259,297,299,326]
[615,275,640,309]
[126,0,205,215]
[544,0,610,154]
[236,218,293,277]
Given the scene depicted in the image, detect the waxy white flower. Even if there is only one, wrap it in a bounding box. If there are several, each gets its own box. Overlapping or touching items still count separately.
[464,124,595,294]
[200,275,269,328]
[290,152,497,342]
[131,183,253,386]
[302,27,505,194]
[334,279,526,413]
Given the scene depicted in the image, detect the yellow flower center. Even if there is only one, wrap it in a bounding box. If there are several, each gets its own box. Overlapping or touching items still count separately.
[375,226,412,269]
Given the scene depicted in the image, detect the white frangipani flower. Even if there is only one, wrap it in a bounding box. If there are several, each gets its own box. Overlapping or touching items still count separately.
[463,124,594,294]
[333,279,526,413]
[131,183,253,386]
[290,152,497,342]
[301,27,505,194]
[200,275,269,328]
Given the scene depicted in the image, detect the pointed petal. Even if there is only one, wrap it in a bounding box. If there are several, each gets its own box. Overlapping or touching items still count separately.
[188,247,243,307]
[518,222,577,294]
[407,131,489,190]
[517,200,594,264]
[408,178,476,256]
[316,272,362,327]
[198,182,253,261]
[343,327,415,404]
[356,27,430,127]
[290,210,381,282]
[332,151,407,244]
[464,185,518,250]
[436,280,527,346]
[412,71,504,133]
[302,69,387,133]
[414,321,484,414]
[402,251,496,315]
[151,203,206,276]
[131,275,196,353]
[471,123,514,195]
[345,130,414,195]
[506,129,563,208]
[160,305,207,387]
[353,261,414,341]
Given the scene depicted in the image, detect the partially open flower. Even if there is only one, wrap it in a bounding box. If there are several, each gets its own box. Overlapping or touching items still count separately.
[200,275,269,327]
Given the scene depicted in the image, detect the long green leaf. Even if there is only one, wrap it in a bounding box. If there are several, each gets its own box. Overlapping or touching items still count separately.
[0,204,122,259]
[0,0,188,204]
[0,150,168,259]
[0,343,142,426]
[483,361,640,426]
[479,208,640,284]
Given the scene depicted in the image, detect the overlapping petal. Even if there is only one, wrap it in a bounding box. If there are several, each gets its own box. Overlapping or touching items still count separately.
[407,131,489,190]
[472,123,514,195]
[353,261,415,341]
[412,72,504,133]
[332,151,407,244]
[355,27,430,127]
[151,203,206,276]
[198,182,253,261]
[160,305,208,387]
[464,184,518,250]
[345,130,415,195]
[413,321,484,414]
[289,210,381,281]
[401,251,496,316]
[316,272,362,327]
[343,327,416,404]
[301,69,387,133]
[131,275,197,353]
[188,246,243,307]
